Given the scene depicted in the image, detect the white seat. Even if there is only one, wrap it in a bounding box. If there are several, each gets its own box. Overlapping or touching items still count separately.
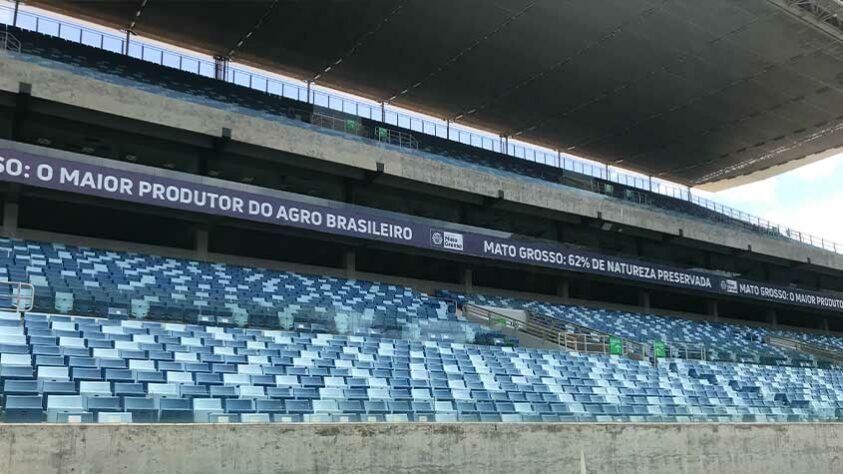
[0,353,32,366]
[147,383,180,397]
[274,375,300,387]
[132,334,156,344]
[222,373,250,386]
[0,326,24,336]
[312,399,339,413]
[237,364,263,376]
[129,360,156,372]
[237,386,265,399]
[181,337,203,347]
[79,381,112,397]
[192,398,223,423]
[114,341,140,351]
[92,348,120,359]
[51,322,77,332]
[173,352,198,363]
[318,388,345,399]
[97,412,133,423]
[0,335,28,346]
[38,366,69,381]
[166,372,194,384]
[239,413,271,423]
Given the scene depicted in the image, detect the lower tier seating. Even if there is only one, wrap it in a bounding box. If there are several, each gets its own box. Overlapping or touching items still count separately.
[3,312,843,424]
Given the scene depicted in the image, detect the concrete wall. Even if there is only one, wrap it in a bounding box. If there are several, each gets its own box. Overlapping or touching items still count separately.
[2,52,842,272]
[1,422,842,474]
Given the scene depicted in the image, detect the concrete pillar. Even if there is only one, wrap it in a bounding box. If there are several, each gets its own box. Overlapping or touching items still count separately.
[821,318,830,335]
[2,201,18,237]
[556,279,570,304]
[214,56,230,81]
[765,309,777,327]
[194,227,209,259]
[707,301,719,322]
[638,291,651,311]
[344,250,356,280]
[460,268,473,294]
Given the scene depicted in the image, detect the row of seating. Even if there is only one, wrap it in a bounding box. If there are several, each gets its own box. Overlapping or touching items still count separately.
[3,312,843,423]
[0,237,506,345]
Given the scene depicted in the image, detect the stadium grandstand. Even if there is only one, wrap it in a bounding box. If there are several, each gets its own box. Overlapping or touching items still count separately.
[2,0,843,472]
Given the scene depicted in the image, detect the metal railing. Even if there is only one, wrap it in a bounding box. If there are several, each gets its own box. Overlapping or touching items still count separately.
[2,3,841,255]
[0,281,35,313]
[465,303,567,349]
[0,28,20,52]
[657,341,707,361]
[765,335,843,366]
[527,310,647,359]
[310,111,418,150]
[466,304,651,360]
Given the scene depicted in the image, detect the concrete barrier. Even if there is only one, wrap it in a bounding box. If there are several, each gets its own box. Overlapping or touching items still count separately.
[1,422,841,474]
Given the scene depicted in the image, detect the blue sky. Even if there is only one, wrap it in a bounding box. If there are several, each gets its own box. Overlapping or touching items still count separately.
[706,153,843,245]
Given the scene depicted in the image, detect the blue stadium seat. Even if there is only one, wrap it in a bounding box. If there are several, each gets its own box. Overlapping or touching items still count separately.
[3,395,45,422]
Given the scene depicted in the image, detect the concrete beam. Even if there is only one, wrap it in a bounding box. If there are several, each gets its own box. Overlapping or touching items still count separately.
[556,279,570,304]
[2,201,18,237]
[2,55,842,273]
[707,300,720,322]
[639,290,651,311]
[194,227,209,259]
[460,268,473,294]
[344,249,356,280]
[766,309,778,327]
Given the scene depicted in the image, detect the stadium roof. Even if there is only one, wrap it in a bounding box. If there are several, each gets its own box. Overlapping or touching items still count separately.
[28,0,843,188]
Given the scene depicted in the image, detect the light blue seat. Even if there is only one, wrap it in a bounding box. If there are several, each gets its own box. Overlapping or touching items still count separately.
[3,395,44,422]
[97,412,133,423]
[158,398,192,423]
[123,397,157,422]
[46,395,87,423]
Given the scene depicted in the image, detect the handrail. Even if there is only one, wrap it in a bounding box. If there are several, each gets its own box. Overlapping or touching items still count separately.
[310,111,418,150]
[467,304,650,360]
[527,309,614,338]
[2,4,841,255]
[0,29,20,52]
[765,335,843,365]
[464,304,567,349]
[0,281,35,313]
[659,340,707,361]
[526,310,647,358]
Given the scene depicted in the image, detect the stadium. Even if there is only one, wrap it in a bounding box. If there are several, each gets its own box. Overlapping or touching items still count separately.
[1,0,843,472]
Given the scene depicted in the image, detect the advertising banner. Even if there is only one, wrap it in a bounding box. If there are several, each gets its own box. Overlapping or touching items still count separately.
[1,148,841,313]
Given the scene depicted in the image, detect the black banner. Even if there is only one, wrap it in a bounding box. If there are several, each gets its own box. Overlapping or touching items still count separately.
[1,148,841,313]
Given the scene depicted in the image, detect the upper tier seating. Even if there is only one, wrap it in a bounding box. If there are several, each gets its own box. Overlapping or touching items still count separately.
[5,26,796,248]
[439,291,843,366]
[0,238,506,345]
[3,312,843,424]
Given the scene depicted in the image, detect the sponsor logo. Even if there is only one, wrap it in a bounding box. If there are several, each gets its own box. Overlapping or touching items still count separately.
[431,231,444,246]
[721,279,738,294]
[430,229,464,251]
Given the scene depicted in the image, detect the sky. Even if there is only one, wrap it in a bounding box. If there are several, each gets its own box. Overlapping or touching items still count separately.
[706,153,843,245]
